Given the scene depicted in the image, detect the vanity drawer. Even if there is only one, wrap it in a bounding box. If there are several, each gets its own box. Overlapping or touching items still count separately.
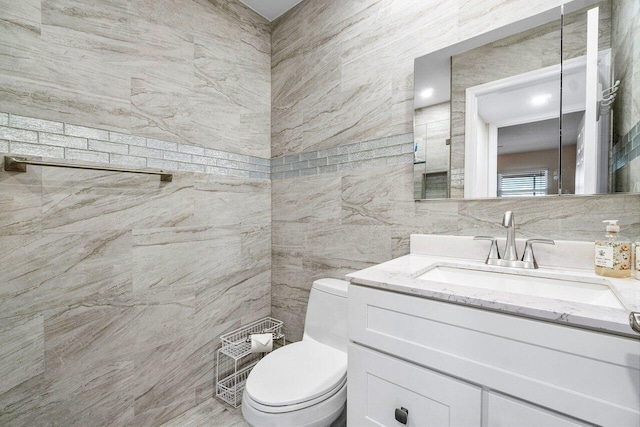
[487,392,591,427]
[348,284,640,426]
[347,342,482,427]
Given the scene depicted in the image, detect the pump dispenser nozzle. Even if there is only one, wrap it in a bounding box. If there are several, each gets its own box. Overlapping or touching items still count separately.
[603,220,620,233]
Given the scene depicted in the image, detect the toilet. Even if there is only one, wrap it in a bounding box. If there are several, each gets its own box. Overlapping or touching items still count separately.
[242,278,349,427]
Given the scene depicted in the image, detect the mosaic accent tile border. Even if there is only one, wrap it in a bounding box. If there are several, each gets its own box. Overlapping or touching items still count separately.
[271,134,414,180]
[0,112,418,181]
[613,121,640,171]
[0,112,271,180]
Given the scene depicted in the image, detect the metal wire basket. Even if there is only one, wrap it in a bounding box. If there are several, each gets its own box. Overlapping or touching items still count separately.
[216,359,259,408]
[220,317,284,360]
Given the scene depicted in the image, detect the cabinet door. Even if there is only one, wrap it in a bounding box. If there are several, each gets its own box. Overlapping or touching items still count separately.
[487,392,593,427]
[348,343,481,427]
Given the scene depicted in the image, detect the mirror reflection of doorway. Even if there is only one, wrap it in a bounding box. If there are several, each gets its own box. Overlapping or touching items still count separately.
[465,49,610,197]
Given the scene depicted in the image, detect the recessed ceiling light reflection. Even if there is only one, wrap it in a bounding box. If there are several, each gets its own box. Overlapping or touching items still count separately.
[531,94,552,106]
[421,88,434,98]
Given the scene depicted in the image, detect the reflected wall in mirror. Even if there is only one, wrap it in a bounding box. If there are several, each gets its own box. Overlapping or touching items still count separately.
[413,103,450,199]
[561,1,640,194]
[413,0,640,200]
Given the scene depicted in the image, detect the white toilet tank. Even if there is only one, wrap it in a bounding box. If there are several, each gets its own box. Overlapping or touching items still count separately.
[303,278,349,352]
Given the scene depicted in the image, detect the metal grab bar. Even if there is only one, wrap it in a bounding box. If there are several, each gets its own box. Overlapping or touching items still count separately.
[4,155,173,182]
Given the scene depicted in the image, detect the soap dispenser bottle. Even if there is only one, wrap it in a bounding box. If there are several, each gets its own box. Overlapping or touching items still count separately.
[595,220,632,278]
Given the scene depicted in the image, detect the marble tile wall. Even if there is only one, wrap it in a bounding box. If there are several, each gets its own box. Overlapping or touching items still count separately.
[612,0,640,140]
[0,163,271,426]
[272,163,640,341]
[271,133,413,179]
[270,0,640,342]
[1,112,271,179]
[0,0,271,158]
[0,0,271,425]
[611,0,640,192]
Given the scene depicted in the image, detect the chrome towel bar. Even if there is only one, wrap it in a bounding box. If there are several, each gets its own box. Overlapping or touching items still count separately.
[4,155,172,182]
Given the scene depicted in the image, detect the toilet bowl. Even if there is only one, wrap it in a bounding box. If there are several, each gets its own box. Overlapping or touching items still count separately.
[242,278,349,427]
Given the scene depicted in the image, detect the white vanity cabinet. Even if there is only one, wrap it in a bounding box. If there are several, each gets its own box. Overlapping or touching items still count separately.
[349,344,482,426]
[485,392,592,426]
[347,284,640,427]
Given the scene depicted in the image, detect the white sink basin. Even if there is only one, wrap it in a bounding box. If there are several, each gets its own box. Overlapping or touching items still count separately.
[417,264,624,309]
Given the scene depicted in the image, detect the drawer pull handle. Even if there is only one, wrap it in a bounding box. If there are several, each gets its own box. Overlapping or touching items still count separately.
[395,407,409,425]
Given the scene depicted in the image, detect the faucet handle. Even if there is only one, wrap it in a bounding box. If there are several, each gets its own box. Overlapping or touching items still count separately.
[474,236,501,262]
[522,239,555,269]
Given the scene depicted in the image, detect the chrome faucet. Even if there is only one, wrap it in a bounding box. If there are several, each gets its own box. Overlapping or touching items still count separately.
[502,211,518,261]
[474,211,555,269]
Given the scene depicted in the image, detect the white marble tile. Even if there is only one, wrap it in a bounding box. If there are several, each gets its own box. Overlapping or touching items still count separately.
[9,114,63,133]
[10,142,64,158]
[164,150,192,163]
[147,158,178,170]
[108,131,146,147]
[109,153,146,167]
[0,126,38,143]
[64,148,109,163]
[129,145,164,159]
[39,132,87,149]
[147,138,178,152]
[88,139,128,154]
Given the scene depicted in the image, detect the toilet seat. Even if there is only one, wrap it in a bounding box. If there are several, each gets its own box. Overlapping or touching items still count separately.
[244,376,346,414]
[244,339,347,413]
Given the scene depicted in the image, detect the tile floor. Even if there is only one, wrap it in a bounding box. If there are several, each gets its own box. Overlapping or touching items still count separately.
[161,398,248,427]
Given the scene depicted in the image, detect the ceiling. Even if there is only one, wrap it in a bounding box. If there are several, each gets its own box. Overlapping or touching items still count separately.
[238,0,305,21]
[477,63,587,127]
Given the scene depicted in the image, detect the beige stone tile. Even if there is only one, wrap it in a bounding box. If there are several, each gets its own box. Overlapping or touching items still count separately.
[0,315,44,395]
[161,397,248,427]
[0,182,42,236]
[0,231,133,320]
[131,334,204,426]
[301,79,392,153]
[41,361,134,426]
[132,225,240,304]
[44,306,136,377]
[0,373,48,427]
[194,175,270,227]
[41,171,195,233]
[0,0,41,34]
[305,222,393,279]
[272,173,342,223]
[341,163,414,226]
[195,268,270,332]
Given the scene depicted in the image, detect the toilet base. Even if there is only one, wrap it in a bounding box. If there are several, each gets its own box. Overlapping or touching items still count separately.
[241,383,346,427]
[330,405,346,427]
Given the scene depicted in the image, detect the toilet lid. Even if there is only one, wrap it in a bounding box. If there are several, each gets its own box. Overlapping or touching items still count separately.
[245,339,347,407]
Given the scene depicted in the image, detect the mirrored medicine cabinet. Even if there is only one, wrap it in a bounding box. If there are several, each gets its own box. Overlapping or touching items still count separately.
[413,0,639,200]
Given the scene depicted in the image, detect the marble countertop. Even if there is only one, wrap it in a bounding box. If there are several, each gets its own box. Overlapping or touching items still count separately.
[346,235,640,338]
